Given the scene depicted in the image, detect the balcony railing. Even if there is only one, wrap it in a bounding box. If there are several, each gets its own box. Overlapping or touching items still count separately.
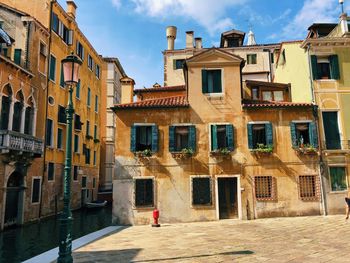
[321,140,350,151]
[0,130,43,155]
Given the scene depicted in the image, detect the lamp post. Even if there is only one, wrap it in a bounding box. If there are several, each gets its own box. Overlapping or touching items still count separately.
[57,52,82,263]
[340,0,345,13]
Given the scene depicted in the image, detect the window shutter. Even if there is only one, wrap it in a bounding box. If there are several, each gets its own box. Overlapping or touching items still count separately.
[49,55,56,81]
[201,69,208,93]
[130,125,136,152]
[211,125,218,151]
[309,122,319,148]
[151,125,158,153]
[329,55,340,80]
[311,55,319,80]
[189,125,196,152]
[226,124,234,151]
[68,30,73,45]
[169,126,175,152]
[213,70,222,93]
[14,49,21,65]
[247,124,253,149]
[290,122,297,148]
[265,122,273,146]
[60,64,64,87]
[173,59,176,70]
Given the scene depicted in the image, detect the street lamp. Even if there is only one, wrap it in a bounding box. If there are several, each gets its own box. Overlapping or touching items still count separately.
[57,52,82,263]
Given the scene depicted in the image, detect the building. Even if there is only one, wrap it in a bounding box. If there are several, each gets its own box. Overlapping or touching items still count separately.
[0,4,48,229]
[112,47,321,225]
[99,57,126,196]
[163,26,280,87]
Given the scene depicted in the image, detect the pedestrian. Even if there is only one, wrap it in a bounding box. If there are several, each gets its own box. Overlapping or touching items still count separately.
[345,192,350,220]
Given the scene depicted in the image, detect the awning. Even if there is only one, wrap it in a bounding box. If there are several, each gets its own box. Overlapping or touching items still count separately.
[0,28,14,46]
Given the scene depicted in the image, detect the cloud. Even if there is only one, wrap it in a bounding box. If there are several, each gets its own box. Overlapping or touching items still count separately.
[111,0,122,9]
[129,0,247,35]
[282,0,340,39]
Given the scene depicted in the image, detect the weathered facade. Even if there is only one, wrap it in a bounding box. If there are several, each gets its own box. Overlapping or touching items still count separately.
[0,4,48,229]
[112,48,321,225]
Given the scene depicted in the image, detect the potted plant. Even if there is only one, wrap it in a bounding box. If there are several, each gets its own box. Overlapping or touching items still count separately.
[251,143,273,155]
[211,147,231,156]
[135,149,153,158]
[172,148,194,159]
[297,144,317,154]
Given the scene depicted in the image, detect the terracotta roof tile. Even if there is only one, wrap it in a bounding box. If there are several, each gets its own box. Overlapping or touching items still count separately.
[112,95,189,110]
[242,99,314,108]
[133,85,186,94]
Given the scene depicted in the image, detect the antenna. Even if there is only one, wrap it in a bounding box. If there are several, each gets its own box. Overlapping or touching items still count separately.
[340,0,345,13]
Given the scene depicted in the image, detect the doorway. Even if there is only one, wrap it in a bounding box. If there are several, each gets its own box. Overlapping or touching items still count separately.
[218,177,238,219]
[4,172,24,228]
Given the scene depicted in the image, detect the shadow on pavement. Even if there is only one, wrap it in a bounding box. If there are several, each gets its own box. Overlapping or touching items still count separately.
[73,248,142,262]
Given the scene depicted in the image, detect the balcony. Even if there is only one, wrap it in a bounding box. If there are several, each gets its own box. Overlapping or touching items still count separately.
[0,130,43,155]
[321,140,350,153]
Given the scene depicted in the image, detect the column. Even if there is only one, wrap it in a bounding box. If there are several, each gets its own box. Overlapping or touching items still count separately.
[32,108,37,136]
[20,105,26,134]
[0,94,3,120]
[7,99,14,131]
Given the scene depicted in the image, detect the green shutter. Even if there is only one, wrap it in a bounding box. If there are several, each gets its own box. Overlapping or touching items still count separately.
[169,126,175,152]
[189,125,196,152]
[173,59,176,70]
[211,125,218,151]
[151,125,158,153]
[60,64,65,87]
[49,55,56,81]
[329,55,340,80]
[247,124,253,149]
[14,49,21,65]
[130,125,136,152]
[213,70,222,93]
[311,55,319,80]
[226,124,234,151]
[202,69,208,93]
[76,79,80,98]
[265,122,273,146]
[309,122,319,148]
[290,122,297,148]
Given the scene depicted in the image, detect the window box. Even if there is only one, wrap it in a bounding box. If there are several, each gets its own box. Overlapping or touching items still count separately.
[172,148,194,159]
[251,143,273,156]
[290,121,318,151]
[169,125,196,156]
[296,144,318,155]
[248,122,273,154]
[210,147,231,156]
[135,149,153,158]
[131,124,158,154]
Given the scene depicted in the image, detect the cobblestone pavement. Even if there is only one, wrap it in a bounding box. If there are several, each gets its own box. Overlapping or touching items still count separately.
[72,215,350,263]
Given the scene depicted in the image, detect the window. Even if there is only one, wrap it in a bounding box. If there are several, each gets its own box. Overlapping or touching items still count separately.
[76,41,84,60]
[270,52,275,64]
[247,54,257,64]
[94,125,98,140]
[311,55,340,80]
[56,19,72,45]
[86,120,90,136]
[60,64,65,88]
[202,69,222,93]
[74,134,79,153]
[76,79,80,99]
[261,90,284,101]
[262,91,272,101]
[227,38,239,47]
[95,64,100,79]
[247,123,273,149]
[12,99,23,132]
[58,105,66,124]
[87,88,91,107]
[46,119,54,147]
[93,151,96,165]
[134,178,154,207]
[252,87,259,100]
[130,125,158,153]
[273,91,283,101]
[48,162,54,181]
[48,96,55,106]
[192,177,212,205]
[73,166,78,181]
[88,54,94,70]
[95,95,98,112]
[93,178,96,188]
[322,112,341,150]
[32,178,41,203]
[74,114,82,131]
[57,128,63,149]
[0,94,10,130]
[51,13,59,33]
[255,176,275,201]
[210,124,234,152]
[329,167,347,192]
[290,122,318,149]
[49,54,56,81]
[173,59,185,70]
[82,176,87,188]
[38,42,47,73]
[299,175,318,200]
[83,144,90,164]
[169,125,196,152]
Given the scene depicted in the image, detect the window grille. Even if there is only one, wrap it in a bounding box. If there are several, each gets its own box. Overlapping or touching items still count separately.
[255,176,276,201]
[299,175,319,201]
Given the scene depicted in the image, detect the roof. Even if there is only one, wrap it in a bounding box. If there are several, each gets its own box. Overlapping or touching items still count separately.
[242,99,314,109]
[102,57,126,77]
[245,80,290,89]
[186,47,244,64]
[112,95,189,110]
[307,23,337,31]
[134,85,186,94]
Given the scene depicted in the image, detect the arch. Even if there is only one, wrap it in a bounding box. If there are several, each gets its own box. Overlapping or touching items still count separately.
[27,95,36,108]
[1,83,13,96]
[320,98,338,109]
[15,89,24,102]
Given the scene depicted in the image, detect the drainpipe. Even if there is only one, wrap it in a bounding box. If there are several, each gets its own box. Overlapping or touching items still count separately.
[263,48,272,82]
[24,21,32,69]
[39,0,55,219]
[307,44,327,216]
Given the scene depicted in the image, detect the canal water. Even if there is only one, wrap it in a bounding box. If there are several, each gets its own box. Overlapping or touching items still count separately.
[0,205,112,263]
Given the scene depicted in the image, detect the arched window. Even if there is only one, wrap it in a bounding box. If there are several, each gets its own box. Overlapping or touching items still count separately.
[12,90,24,132]
[24,97,35,135]
[0,84,13,130]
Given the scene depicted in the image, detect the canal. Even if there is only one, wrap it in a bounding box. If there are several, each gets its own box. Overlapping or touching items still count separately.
[0,205,112,263]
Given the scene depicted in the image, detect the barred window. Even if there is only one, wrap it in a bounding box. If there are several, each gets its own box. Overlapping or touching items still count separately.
[192,177,211,206]
[299,175,318,200]
[255,176,275,201]
[135,179,154,207]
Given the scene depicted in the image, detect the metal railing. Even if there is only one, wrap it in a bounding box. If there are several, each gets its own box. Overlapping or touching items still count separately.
[0,130,43,155]
[321,140,350,151]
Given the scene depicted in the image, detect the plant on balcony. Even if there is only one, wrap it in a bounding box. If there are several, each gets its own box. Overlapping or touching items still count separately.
[251,143,273,154]
[211,147,231,156]
[172,148,194,159]
[297,144,317,154]
[85,135,93,140]
[135,149,153,158]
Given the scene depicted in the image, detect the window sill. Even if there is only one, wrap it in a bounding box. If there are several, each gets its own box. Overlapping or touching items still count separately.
[133,206,154,211]
[316,79,337,82]
[329,190,348,194]
[58,122,67,126]
[204,93,224,99]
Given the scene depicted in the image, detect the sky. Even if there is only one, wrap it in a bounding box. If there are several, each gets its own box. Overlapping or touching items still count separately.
[58,0,349,88]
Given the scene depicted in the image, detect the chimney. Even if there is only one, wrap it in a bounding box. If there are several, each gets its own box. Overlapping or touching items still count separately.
[166,26,177,50]
[66,1,77,19]
[195,37,202,49]
[120,76,135,104]
[340,13,349,35]
[153,82,161,88]
[186,31,194,49]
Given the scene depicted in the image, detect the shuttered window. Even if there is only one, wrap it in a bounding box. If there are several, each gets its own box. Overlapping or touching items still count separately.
[290,122,318,148]
[48,162,54,181]
[58,105,66,124]
[31,178,41,203]
[169,125,196,152]
[311,55,340,80]
[247,123,273,149]
[49,55,56,81]
[73,166,78,181]
[87,88,91,106]
[202,69,222,93]
[76,79,80,99]
[135,179,154,207]
[60,64,65,87]
[173,59,185,70]
[329,167,347,192]
[57,128,63,149]
[130,125,158,153]
[211,124,234,151]
[329,55,340,80]
[14,49,21,65]
[46,119,53,146]
[74,114,82,131]
[74,134,79,153]
[192,177,212,205]
[51,13,59,33]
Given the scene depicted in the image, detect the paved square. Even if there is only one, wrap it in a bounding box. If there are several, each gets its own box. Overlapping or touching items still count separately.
[72,215,350,262]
